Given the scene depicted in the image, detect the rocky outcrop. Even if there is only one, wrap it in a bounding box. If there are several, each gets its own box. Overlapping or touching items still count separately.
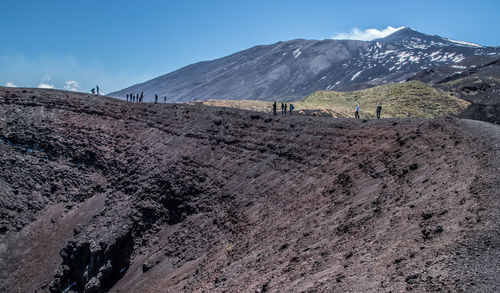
[49,218,134,293]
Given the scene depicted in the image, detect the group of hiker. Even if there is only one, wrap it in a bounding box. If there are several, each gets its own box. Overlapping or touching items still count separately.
[127,92,144,102]
[90,85,100,95]
[98,87,382,119]
[354,103,383,119]
[272,101,382,119]
[154,94,168,104]
[125,92,167,103]
[272,102,295,115]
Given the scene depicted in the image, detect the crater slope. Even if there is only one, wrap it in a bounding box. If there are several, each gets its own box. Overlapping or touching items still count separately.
[0,87,498,292]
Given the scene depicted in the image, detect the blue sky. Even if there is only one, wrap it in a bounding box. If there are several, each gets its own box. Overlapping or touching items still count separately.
[1,0,499,93]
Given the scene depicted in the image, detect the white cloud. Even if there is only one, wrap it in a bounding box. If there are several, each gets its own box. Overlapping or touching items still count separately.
[38,74,54,88]
[64,80,80,91]
[0,53,157,94]
[38,83,54,89]
[332,26,406,41]
[5,81,16,87]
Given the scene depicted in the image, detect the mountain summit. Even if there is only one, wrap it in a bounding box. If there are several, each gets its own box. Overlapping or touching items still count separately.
[377,27,426,40]
[110,28,500,102]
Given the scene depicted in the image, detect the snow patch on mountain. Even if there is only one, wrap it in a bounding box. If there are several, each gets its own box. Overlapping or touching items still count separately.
[293,49,302,58]
[409,55,420,63]
[452,54,465,63]
[430,51,443,61]
[351,70,363,81]
[445,38,483,48]
[409,43,428,50]
[396,52,412,64]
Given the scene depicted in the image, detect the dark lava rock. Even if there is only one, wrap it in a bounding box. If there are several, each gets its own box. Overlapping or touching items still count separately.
[422,212,434,220]
[405,273,420,284]
[50,221,134,293]
[434,226,444,234]
[142,262,153,273]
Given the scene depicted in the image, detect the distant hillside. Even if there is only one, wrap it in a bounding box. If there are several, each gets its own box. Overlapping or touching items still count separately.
[110,27,500,102]
[197,81,470,119]
[296,81,470,118]
[409,55,500,105]
[409,56,500,124]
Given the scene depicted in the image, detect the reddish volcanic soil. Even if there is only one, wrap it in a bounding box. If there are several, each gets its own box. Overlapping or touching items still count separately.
[0,87,499,292]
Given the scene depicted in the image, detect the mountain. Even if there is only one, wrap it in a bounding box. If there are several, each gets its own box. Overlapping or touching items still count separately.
[1,87,500,292]
[109,27,500,102]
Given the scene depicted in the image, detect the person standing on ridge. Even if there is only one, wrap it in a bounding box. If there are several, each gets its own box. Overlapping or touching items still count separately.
[281,103,284,115]
[155,94,158,104]
[376,103,382,119]
[284,103,287,114]
[140,92,144,103]
[289,103,294,115]
[126,94,129,102]
[91,88,95,95]
[355,104,360,119]
[164,96,167,103]
[273,101,277,115]
[96,85,99,95]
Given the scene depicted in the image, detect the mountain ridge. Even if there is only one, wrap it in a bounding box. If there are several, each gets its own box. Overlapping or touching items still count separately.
[109,28,500,102]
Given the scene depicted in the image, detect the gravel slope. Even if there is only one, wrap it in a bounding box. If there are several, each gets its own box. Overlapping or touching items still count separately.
[0,87,498,292]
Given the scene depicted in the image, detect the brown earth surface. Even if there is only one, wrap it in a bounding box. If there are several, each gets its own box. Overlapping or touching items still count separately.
[0,87,499,292]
